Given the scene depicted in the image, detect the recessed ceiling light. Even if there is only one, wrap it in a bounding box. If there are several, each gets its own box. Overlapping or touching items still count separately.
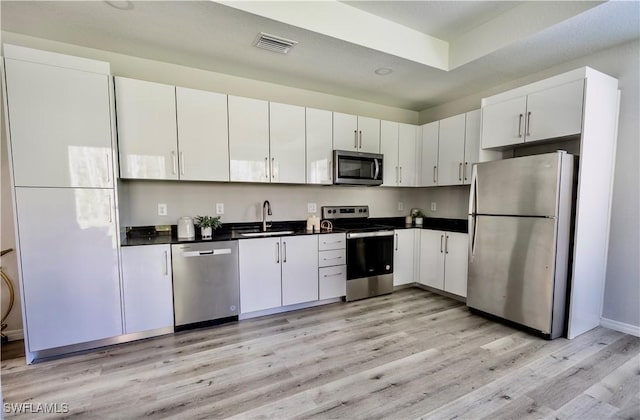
[104,1,134,11]
[374,67,393,76]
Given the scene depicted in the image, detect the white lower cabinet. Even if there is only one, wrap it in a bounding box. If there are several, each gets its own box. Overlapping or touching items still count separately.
[419,230,469,297]
[15,187,122,352]
[393,229,417,286]
[318,233,347,299]
[281,236,319,306]
[121,244,174,334]
[239,235,318,313]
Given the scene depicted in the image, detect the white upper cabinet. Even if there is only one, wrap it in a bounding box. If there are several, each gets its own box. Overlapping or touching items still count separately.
[437,114,466,186]
[380,120,399,187]
[5,59,113,188]
[524,79,584,143]
[357,116,381,153]
[480,96,527,149]
[381,121,417,187]
[270,102,306,184]
[333,112,380,153]
[333,112,358,151]
[306,108,333,184]
[463,109,481,184]
[228,95,270,182]
[481,79,584,149]
[115,77,178,180]
[398,123,418,187]
[419,121,439,187]
[175,87,229,182]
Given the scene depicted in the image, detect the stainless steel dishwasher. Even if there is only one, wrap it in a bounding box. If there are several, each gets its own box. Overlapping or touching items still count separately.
[171,241,239,331]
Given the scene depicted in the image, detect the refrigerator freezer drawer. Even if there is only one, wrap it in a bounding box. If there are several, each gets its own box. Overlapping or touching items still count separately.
[467,215,563,335]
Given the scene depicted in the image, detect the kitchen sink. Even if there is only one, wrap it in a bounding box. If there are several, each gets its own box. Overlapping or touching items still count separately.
[240,230,295,237]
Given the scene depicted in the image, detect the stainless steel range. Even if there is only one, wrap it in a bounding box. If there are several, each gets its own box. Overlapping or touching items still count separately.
[321,206,394,301]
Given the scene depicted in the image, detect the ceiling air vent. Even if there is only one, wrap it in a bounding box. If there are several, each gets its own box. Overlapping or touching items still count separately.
[254,32,297,54]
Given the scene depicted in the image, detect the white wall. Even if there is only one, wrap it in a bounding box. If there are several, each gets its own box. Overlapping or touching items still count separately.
[1,32,419,124]
[420,39,640,331]
[120,181,427,227]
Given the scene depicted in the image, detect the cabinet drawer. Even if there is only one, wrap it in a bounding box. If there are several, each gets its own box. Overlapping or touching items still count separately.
[318,233,346,251]
[319,265,346,300]
[318,249,346,267]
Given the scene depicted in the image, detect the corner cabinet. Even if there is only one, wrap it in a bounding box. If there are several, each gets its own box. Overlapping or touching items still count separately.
[481,79,584,149]
[121,245,174,335]
[419,230,468,297]
[239,235,318,314]
[381,121,418,187]
[419,121,439,187]
[419,110,482,187]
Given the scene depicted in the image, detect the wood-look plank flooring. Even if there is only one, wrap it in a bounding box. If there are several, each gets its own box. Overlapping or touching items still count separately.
[1,288,639,419]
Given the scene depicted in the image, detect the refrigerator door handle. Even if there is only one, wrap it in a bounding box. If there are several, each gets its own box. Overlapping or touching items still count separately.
[468,164,478,216]
[469,215,477,257]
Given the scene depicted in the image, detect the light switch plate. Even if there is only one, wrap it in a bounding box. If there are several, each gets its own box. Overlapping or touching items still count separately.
[158,203,167,216]
[307,202,317,213]
[431,202,437,211]
[216,203,224,215]
[397,202,404,211]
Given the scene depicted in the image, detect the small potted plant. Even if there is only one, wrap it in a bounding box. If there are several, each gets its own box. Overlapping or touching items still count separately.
[411,208,424,226]
[194,215,222,239]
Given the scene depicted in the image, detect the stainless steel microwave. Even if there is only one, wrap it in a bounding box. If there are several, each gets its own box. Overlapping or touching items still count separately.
[333,150,383,186]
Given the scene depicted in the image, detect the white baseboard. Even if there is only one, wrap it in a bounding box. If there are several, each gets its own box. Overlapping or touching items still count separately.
[600,317,640,337]
[3,329,24,341]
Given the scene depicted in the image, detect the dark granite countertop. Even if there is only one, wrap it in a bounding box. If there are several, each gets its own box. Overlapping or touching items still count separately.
[121,217,468,247]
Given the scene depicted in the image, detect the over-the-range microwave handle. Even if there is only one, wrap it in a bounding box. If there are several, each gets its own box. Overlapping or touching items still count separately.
[374,158,380,180]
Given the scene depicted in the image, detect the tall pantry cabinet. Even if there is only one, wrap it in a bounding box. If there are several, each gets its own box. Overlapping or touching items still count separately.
[3,45,122,363]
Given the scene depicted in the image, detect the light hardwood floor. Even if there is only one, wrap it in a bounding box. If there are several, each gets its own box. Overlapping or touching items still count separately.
[2,288,639,419]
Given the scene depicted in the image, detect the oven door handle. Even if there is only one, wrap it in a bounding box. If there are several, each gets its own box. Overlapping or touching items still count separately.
[347,230,394,239]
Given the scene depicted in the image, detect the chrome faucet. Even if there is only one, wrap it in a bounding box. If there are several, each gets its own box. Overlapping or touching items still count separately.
[262,200,272,232]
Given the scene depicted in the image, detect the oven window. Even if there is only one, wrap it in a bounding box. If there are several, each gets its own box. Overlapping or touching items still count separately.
[347,236,394,280]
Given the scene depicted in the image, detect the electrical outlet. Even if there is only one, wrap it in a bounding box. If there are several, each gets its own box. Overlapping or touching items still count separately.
[216,203,224,215]
[398,202,404,212]
[157,203,167,216]
[431,202,437,212]
[307,202,317,213]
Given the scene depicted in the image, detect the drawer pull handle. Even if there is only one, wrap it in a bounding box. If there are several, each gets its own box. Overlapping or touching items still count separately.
[324,272,343,277]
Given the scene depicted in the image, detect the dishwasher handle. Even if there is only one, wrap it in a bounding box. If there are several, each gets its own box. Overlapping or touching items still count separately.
[182,249,232,257]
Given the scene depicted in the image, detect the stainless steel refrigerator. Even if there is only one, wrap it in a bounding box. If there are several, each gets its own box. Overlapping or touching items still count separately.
[467,151,575,339]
